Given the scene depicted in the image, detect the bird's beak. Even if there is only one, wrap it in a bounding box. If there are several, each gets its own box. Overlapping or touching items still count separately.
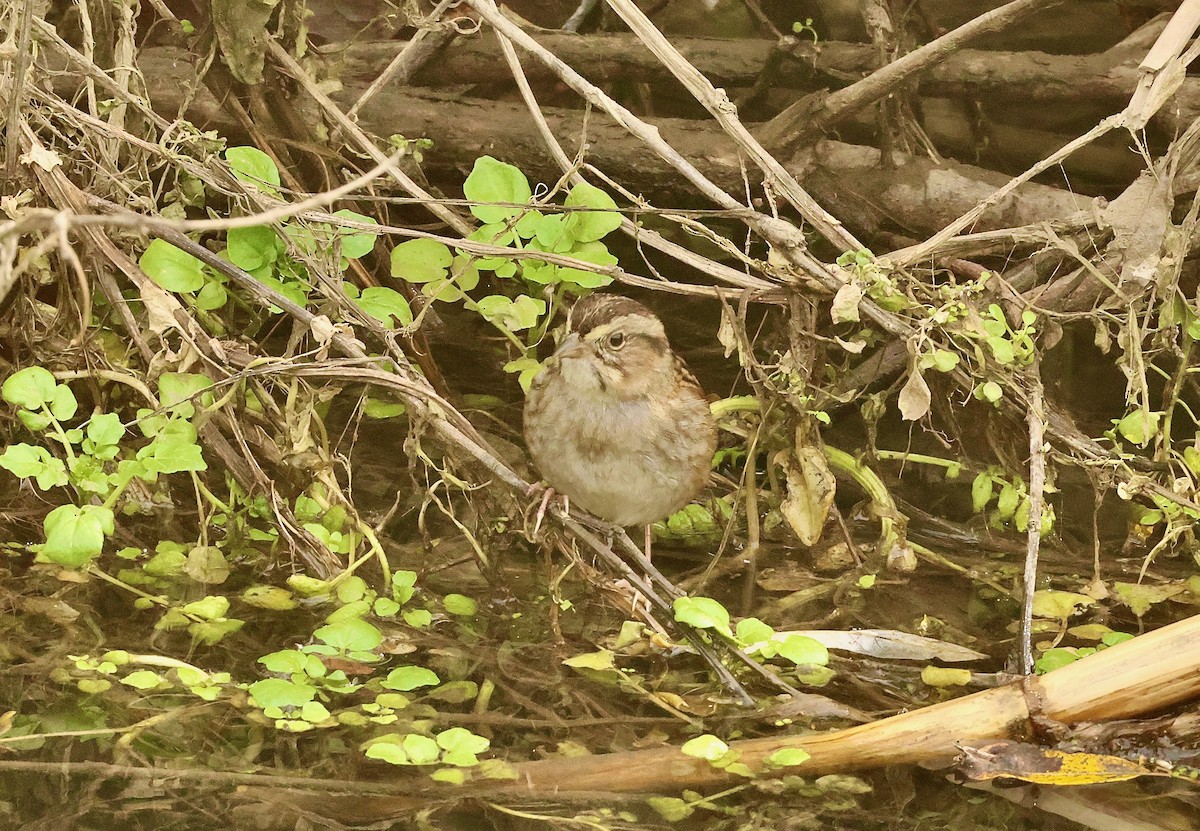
[552,333,589,361]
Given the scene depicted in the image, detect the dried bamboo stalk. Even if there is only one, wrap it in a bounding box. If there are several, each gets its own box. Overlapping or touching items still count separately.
[487,612,1200,794]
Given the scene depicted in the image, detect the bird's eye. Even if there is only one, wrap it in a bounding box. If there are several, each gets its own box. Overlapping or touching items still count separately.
[607,332,626,349]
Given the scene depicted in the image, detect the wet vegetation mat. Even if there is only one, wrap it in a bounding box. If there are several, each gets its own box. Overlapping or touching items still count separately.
[3,0,1200,829]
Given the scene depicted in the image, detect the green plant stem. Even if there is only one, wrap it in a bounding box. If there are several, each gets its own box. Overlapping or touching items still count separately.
[709,395,761,420]
[688,783,750,807]
[823,446,892,507]
[42,409,78,468]
[87,565,170,608]
[100,469,134,511]
[874,448,962,471]
[194,476,232,514]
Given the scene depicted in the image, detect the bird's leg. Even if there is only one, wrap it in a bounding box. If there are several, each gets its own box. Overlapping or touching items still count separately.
[643,524,653,561]
[528,483,568,539]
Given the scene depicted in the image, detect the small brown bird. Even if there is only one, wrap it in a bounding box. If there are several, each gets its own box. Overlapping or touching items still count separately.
[524,294,717,547]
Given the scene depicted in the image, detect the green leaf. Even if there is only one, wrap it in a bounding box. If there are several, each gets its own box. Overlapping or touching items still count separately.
[226,146,280,190]
[258,649,323,676]
[971,473,993,513]
[680,734,729,761]
[766,747,811,767]
[563,650,616,670]
[1035,647,1083,673]
[183,546,229,584]
[144,543,188,577]
[189,618,244,645]
[648,797,694,821]
[121,670,166,690]
[392,570,418,604]
[1031,590,1095,621]
[1116,409,1160,446]
[42,504,113,567]
[141,418,206,473]
[353,287,414,328]
[248,677,316,708]
[463,156,532,224]
[256,274,309,312]
[86,413,125,447]
[332,209,378,259]
[0,444,69,490]
[390,238,453,283]
[17,410,51,431]
[3,366,59,409]
[673,596,733,638]
[533,214,575,252]
[475,294,545,332]
[774,634,829,666]
[181,595,230,620]
[139,239,206,292]
[72,456,109,495]
[226,225,279,271]
[557,241,617,288]
[734,617,774,648]
[48,385,78,420]
[242,585,299,611]
[382,665,440,691]
[996,483,1019,520]
[159,372,213,419]
[564,182,622,242]
[403,733,441,765]
[443,594,477,616]
[195,280,228,311]
[429,763,465,778]
[437,727,490,766]
[363,396,406,419]
[468,223,518,270]
[987,335,1015,365]
[365,741,411,765]
[503,357,544,393]
[314,619,383,653]
[335,575,369,604]
[929,349,959,372]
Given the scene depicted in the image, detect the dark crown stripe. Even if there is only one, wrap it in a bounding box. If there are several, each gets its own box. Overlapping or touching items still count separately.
[570,294,655,336]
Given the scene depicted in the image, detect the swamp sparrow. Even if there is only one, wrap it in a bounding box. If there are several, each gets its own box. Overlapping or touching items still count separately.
[524,294,717,536]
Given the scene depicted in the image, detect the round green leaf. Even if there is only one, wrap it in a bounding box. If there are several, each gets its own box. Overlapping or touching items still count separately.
[673,596,732,637]
[42,504,113,568]
[226,146,280,190]
[382,665,440,691]
[390,238,453,283]
[680,734,729,761]
[248,678,316,709]
[463,156,532,224]
[333,209,379,259]
[314,618,383,653]
[139,239,206,292]
[226,225,279,271]
[3,366,58,409]
[354,287,414,328]
[564,182,622,242]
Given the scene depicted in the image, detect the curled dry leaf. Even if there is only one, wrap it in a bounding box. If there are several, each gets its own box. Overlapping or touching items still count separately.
[898,367,931,421]
[778,443,835,546]
[830,282,863,324]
